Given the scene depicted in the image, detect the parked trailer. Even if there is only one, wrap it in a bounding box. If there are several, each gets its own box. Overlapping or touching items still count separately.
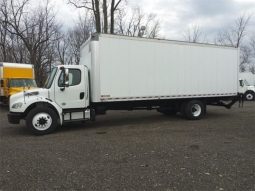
[8,34,240,135]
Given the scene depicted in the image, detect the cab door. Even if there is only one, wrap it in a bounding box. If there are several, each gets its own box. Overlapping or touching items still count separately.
[238,79,246,94]
[54,66,87,109]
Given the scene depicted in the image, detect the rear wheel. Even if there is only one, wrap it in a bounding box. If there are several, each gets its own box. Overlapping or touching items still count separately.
[184,100,205,120]
[26,106,58,135]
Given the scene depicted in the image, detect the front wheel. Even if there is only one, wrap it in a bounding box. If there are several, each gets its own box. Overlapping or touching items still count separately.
[245,91,255,101]
[26,106,58,135]
[184,100,205,120]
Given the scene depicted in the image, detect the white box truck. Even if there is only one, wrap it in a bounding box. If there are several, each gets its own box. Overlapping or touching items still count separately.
[238,72,255,101]
[8,34,241,135]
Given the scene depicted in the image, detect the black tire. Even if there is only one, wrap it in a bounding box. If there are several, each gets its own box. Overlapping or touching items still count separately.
[26,106,58,135]
[184,100,205,120]
[244,91,255,101]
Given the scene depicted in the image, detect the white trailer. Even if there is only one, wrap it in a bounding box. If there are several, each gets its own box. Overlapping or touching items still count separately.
[8,34,241,135]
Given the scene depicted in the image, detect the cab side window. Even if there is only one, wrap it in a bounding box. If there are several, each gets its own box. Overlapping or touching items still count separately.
[58,69,81,87]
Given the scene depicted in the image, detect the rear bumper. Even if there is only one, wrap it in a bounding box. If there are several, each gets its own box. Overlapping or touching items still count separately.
[8,112,23,124]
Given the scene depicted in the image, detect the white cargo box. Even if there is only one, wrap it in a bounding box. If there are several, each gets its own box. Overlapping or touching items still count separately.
[80,34,239,103]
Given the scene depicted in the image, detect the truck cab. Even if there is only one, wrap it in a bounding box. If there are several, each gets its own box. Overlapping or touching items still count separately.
[8,65,91,135]
[239,79,255,101]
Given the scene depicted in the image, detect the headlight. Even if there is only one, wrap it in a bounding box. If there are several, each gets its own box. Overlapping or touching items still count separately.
[11,102,23,109]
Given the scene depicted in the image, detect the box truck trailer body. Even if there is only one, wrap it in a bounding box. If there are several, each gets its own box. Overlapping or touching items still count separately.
[0,63,37,103]
[8,34,241,135]
[80,34,239,103]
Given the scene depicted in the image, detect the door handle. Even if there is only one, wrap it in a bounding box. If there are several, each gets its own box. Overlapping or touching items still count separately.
[80,92,85,99]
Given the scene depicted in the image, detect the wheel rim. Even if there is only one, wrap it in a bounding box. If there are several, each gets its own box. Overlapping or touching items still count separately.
[246,94,254,101]
[191,104,202,117]
[32,112,52,131]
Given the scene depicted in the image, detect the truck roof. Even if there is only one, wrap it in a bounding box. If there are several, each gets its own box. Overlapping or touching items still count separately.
[0,63,33,68]
[86,33,237,50]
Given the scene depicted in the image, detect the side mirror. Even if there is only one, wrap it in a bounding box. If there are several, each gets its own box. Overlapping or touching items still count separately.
[60,67,69,91]
[64,68,69,87]
[239,80,244,87]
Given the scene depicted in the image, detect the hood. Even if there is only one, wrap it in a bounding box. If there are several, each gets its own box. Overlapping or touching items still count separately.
[24,88,50,98]
[10,88,49,106]
[9,87,36,96]
[247,86,255,91]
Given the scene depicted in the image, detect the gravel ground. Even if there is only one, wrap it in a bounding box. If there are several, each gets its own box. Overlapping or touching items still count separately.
[0,102,255,191]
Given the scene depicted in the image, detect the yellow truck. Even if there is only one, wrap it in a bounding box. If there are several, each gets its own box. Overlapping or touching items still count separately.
[0,63,37,104]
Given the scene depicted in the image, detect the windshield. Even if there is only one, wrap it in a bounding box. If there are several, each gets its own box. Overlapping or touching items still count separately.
[244,80,250,86]
[44,67,57,89]
[9,79,37,88]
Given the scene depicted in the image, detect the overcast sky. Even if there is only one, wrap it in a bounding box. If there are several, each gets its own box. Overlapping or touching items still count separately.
[52,0,255,41]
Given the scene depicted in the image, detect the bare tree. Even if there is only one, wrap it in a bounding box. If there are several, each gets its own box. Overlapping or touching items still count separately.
[248,37,255,74]
[68,0,123,34]
[0,0,23,62]
[0,5,8,62]
[103,0,108,33]
[55,30,71,65]
[66,15,94,64]
[110,0,122,33]
[50,13,94,66]
[215,14,252,72]
[183,25,205,43]
[250,38,255,56]
[0,0,60,86]
[216,14,251,48]
[68,0,100,32]
[240,45,252,72]
[115,7,160,38]
[10,35,29,63]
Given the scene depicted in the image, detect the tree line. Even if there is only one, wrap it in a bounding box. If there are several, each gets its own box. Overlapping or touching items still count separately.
[0,0,254,86]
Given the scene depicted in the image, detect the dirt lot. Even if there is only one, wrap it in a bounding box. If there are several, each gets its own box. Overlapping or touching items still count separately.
[0,102,255,191]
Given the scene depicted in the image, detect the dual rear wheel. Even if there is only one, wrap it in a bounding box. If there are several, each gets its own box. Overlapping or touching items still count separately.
[158,100,206,120]
[182,100,205,120]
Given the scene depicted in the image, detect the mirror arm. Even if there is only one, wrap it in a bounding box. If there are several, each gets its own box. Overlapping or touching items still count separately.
[59,67,69,89]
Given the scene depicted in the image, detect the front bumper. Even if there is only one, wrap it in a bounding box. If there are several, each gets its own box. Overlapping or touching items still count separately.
[8,112,23,124]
